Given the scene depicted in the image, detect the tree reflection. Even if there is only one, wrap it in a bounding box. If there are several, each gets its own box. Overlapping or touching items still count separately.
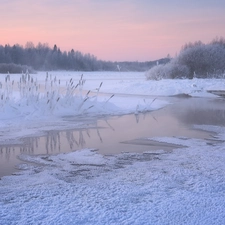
[0,119,114,160]
[0,112,153,168]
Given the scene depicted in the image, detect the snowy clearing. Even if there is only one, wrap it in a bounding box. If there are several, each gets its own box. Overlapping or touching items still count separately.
[0,71,225,224]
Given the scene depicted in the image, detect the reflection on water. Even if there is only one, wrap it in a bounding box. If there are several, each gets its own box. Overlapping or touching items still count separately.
[171,98,225,126]
[1,97,224,177]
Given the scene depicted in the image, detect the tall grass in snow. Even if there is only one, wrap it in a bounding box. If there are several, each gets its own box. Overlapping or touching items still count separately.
[0,71,113,118]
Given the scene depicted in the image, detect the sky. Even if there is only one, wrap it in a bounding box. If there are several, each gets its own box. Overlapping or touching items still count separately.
[1,0,225,61]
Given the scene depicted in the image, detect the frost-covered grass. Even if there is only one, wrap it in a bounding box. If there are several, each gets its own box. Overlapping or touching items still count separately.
[0,71,168,141]
[0,72,114,119]
[0,71,168,122]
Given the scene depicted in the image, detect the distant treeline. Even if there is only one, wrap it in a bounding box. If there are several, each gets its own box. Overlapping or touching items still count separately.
[0,42,170,73]
[146,37,225,80]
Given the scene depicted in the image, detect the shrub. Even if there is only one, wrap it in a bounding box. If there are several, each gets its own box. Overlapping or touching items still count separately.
[0,63,35,74]
[145,61,190,80]
[177,43,225,78]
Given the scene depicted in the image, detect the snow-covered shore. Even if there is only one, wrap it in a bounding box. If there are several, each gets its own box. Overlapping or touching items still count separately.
[1,71,224,139]
[0,71,225,224]
[0,72,167,141]
[1,125,225,224]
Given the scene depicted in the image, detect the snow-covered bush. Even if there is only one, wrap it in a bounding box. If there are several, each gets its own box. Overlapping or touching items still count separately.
[0,63,34,74]
[177,42,225,78]
[146,37,225,80]
[145,61,190,80]
[145,64,165,80]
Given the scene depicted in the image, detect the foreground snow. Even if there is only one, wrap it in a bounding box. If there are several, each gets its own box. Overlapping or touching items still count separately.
[1,125,225,224]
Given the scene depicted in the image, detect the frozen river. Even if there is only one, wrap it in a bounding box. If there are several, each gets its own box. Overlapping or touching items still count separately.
[0,96,222,178]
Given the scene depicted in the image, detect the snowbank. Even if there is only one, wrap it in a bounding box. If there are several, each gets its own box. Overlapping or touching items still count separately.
[96,77,225,98]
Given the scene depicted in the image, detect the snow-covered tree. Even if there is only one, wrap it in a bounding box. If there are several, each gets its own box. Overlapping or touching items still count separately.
[146,37,225,80]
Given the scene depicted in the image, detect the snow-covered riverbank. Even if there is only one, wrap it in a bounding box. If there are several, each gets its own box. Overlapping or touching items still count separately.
[0,71,225,224]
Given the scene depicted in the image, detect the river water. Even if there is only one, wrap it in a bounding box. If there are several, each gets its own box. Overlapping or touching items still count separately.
[0,96,224,178]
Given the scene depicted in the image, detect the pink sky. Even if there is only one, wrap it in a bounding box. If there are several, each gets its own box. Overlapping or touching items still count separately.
[1,0,225,61]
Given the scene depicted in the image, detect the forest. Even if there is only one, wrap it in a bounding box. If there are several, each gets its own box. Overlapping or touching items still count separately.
[0,42,169,73]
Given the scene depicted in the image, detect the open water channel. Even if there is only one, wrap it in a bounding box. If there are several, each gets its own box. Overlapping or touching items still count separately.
[0,96,225,178]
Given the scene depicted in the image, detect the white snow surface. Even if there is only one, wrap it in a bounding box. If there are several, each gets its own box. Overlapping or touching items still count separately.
[1,71,225,224]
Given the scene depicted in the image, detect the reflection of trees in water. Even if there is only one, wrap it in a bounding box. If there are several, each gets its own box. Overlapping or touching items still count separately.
[0,146,16,161]
[45,131,61,154]
[167,98,225,126]
[0,140,36,161]
[0,114,147,160]
[177,108,225,126]
[135,111,156,124]
[0,121,110,160]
